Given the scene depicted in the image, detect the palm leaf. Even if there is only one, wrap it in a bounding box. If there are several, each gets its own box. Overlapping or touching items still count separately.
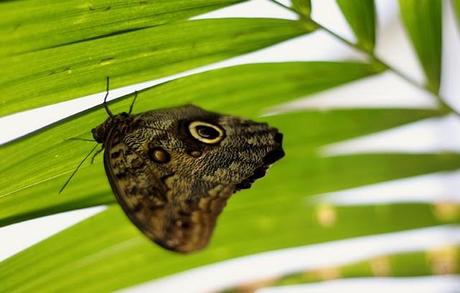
[291,0,311,18]
[336,0,376,52]
[0,61,381,226]
[1,0,458,291]
[1,105,458,291]
[453,0,460,30]
[228,248,459,291]
[1,18,312,116]
[398,0,442,93]
[0,0,247,56]
[1,202,455,292]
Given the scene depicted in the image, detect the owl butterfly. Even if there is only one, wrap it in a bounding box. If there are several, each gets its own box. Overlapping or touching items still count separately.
[83,79,284,253]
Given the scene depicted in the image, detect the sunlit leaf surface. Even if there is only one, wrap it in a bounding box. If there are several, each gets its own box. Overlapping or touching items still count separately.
[0,0,247,56]
[0,61,381,226]
[1,203,456,292]
[0,18,309,116]
[0,1,457,291]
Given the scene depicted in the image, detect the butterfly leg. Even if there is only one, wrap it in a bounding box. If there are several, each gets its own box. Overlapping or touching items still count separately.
[90,146,104,164]
[103,76,114,118]
[128,91,139,114]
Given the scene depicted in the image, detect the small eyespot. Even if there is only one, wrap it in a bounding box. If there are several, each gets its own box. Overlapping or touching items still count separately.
[190,151,202,157]
[148,146,170,163]
[188,121,224,144]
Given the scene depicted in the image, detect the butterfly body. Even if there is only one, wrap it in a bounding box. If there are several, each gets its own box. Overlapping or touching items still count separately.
[92,105,284,253]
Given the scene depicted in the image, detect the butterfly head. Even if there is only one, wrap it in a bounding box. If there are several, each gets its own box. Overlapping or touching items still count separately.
[92,112,133,144]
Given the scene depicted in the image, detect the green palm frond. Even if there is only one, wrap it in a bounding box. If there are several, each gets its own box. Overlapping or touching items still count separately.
[0,0,458,292]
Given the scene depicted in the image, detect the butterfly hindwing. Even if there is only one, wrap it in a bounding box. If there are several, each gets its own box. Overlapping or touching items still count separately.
[104,127,234,252]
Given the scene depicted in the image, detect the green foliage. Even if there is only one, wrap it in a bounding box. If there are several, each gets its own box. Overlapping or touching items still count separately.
[398,0,443,93]
[0,61,380,226]
[454,0,460,29]
[0,18,309,116]
[233,248,458,290]
[0,0,458,292]
[0,0,247,56]
[336,0,376,52]
[1,204,455,292]
[291,0,311,18]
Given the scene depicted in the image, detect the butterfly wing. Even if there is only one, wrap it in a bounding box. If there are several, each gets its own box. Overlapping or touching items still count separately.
[100,105,284,253]
[104,131,234,253]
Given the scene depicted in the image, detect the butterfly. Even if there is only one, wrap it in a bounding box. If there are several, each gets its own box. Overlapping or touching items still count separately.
[66,78,284,253]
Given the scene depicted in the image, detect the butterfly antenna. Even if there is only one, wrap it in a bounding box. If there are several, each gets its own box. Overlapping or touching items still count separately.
[103,76,114,117]
[59,143,99,194]
[128,91,138,114]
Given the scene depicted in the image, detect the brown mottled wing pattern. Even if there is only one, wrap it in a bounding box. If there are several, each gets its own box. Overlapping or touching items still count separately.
[97,105,284,253]
[104,135,234,253]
